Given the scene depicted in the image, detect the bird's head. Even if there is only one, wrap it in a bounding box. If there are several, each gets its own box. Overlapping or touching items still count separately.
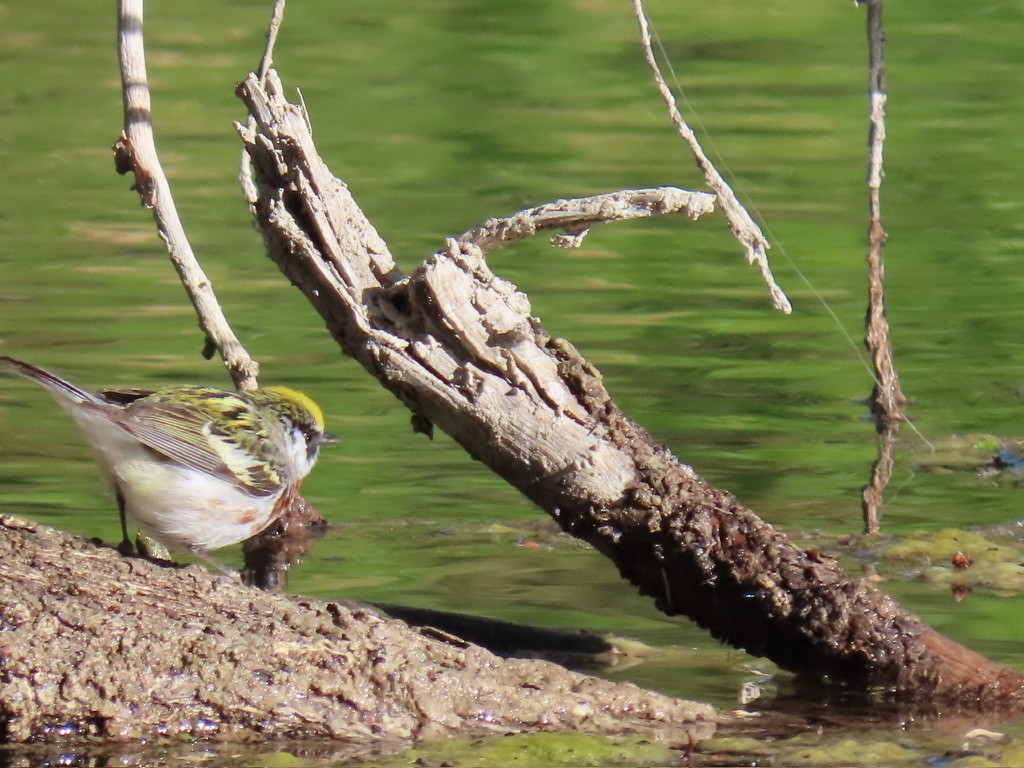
[251,386,339,477]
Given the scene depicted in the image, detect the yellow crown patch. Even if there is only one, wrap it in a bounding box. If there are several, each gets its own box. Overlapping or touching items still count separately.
[261,385,326,430]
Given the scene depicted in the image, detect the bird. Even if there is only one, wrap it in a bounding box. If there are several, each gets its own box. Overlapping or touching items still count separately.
[0,355,337,566]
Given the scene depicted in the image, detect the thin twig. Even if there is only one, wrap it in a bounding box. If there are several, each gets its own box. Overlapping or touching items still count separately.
[455,187,716,254]
[630,0,791,315]
[258,0,287,84]
[114,0,259,390]
[242,0,288,210]
[860,0,906,535]
[862,0,905,424]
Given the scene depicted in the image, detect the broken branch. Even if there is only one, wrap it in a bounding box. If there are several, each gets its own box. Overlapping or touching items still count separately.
[114,0,259,390]
[236,70,1024,705]
[455,187,715,253]
[630,0,792,315]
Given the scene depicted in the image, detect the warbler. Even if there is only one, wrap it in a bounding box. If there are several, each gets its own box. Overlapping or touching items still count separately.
[0,355,337,560]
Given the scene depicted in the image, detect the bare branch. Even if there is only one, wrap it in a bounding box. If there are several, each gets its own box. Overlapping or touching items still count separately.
[862,0,906,425]
[113,0,259,390]
[630,0,792,315]
[860,0,907,535]
[454,187,716,254]
[258,0,287,84]
[241,0,288,211]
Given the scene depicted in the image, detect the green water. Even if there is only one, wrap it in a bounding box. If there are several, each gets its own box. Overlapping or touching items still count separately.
[3,0,1024,762]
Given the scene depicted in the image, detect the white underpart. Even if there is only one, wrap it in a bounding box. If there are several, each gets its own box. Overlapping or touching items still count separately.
[61,401,283,553]
[116,459,280,552]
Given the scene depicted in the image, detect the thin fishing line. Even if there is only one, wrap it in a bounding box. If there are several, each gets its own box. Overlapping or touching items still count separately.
[647,22,869,373]
[647,18,935,452]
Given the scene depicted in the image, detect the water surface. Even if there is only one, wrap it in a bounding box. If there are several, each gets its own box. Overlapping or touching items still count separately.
[2,0,1024,762]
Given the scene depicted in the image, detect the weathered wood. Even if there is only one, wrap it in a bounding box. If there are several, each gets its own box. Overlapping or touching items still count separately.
[115,0,259,390]
[0,516,715,743]
[236,70,1024,704]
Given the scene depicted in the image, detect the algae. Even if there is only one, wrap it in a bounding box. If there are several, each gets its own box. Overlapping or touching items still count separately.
[366,732,678,768]
[882,529,1024,593]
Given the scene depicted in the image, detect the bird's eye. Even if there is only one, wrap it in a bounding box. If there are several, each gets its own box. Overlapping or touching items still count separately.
[303,427,323,461]
[302,428,338,462]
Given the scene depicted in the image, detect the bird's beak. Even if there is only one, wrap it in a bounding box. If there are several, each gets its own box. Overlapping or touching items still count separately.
[317,431,341,446]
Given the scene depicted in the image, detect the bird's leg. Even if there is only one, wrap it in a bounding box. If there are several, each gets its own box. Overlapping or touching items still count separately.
[115,487,133,556]
[191,548,240,580]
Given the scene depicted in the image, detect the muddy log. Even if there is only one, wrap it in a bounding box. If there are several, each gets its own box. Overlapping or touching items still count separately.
[237,70,1024,704]
[0,515,714,743]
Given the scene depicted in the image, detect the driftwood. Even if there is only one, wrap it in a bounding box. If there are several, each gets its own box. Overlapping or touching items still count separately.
[0,515,714,744]
[235,69,1024,705]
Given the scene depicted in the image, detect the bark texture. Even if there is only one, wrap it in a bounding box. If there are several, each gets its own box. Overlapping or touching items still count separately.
[236,70,1024,704]
[862,0,906,427]
[859,0,906,535]
[0,515,714,743]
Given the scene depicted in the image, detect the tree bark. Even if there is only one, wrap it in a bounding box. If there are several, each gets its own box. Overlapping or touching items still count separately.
[0,515,714,744]
[236,70,1024,705]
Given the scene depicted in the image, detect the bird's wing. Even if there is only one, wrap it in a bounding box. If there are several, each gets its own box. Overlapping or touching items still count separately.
[108,388,288,497]
[95,387,155,405]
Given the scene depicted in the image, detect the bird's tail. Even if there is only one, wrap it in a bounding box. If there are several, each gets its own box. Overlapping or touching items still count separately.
[0,356,99,405]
